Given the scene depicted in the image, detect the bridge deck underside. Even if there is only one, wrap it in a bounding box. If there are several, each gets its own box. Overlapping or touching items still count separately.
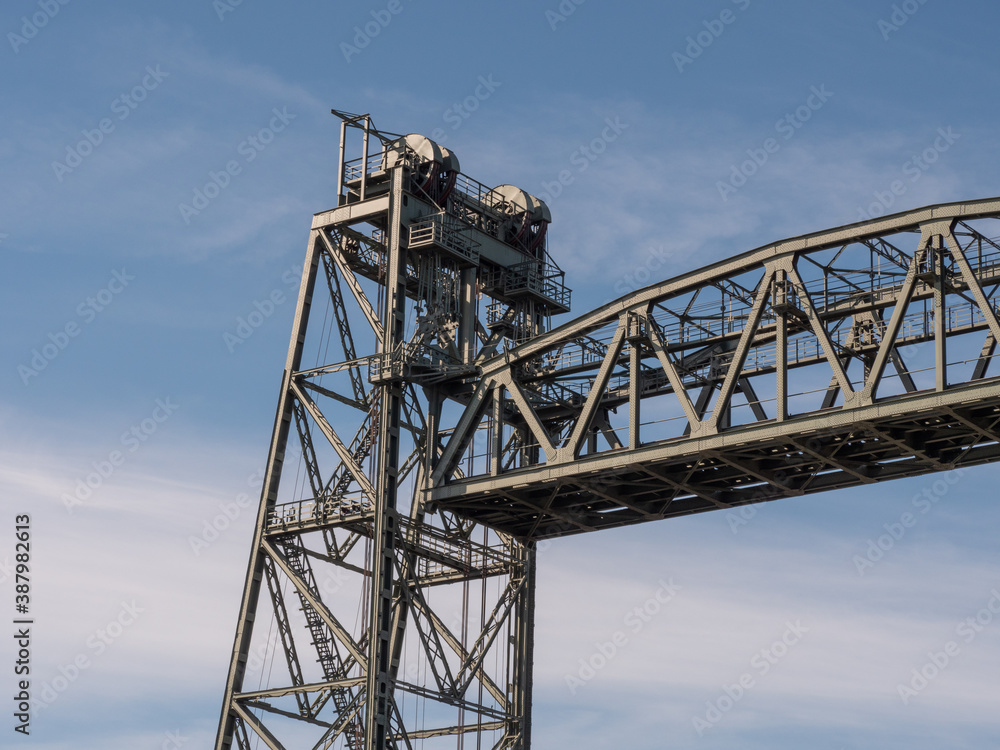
[430,384,1000,540]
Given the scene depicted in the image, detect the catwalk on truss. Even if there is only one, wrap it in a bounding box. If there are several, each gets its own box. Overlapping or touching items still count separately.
[215,110,1000,749]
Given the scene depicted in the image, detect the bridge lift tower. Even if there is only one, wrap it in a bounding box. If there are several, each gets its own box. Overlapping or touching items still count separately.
[215,110,1000,749]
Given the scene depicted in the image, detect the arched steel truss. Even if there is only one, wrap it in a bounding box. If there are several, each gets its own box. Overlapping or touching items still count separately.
[431,200,1000,538]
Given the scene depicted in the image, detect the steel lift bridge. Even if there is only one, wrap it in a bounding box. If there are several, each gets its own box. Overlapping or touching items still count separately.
[215,110,1000,750]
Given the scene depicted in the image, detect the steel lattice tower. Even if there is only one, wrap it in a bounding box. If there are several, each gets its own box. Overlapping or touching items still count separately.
[215,111,568,749]
[216,111,1000,749]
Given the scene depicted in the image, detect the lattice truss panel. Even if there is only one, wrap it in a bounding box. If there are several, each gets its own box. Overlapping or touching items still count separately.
[216,109,1000,750]
[216,119,546,750]
[430,202,1000,538]
[220,258,533,748]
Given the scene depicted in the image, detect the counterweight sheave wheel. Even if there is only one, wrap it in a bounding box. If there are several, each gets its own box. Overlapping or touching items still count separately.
[382,133,461,206]
[487,184,552,255]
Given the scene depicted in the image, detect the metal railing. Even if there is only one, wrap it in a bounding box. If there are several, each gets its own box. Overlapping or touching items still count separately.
[408,212,481,265]
[368,341,471,384]
[265,493,371,532]
[498,261,571,310]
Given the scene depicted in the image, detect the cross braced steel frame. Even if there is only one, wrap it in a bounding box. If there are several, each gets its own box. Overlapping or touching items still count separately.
[215,112,547,750]
[215,110,1000,749]
[429,200,1000,539]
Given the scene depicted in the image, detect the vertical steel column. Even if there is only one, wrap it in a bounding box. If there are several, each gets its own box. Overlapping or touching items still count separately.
[336,120,347,203]
[629,348,641,449]
[628,315,642,450]
[360,116,370,201]
[933,235,948,392]
[511,542,536,749]
[492,385,505,476]
[460,266,478,364]
[775,271,788,421]
[214,234,322,750]
[365,168,408,749]
[385,392,438,726]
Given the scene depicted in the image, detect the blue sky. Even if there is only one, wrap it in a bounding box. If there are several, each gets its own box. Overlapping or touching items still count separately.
[2,0,1000,747]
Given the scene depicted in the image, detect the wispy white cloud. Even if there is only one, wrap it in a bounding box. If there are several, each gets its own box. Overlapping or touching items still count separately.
[6,6,1000,748]
[531,511,1000,744]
